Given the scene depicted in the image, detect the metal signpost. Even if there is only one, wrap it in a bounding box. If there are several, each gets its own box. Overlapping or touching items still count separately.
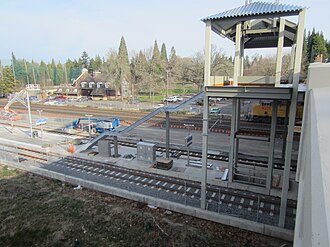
[184,124,194,166]
[36,110,44,138]
[85,114,93,141]
[36,116,47,138]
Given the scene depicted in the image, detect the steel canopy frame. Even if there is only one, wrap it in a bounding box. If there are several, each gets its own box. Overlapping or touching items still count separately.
[200,2,306,229]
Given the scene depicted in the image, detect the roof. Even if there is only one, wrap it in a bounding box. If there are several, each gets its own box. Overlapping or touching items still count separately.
[202,1,304,21]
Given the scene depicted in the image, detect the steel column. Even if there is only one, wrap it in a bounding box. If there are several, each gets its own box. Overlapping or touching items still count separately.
[266,100,278,189]
[204,21,212,87]
[288,44,296,83]
[279,9,306,228]
[234,99,241,168]
[228,99,237,182]
[281,101,290,161]
[201,95,209,209]
[165,111,170,159]
[234,23,242,85]
[113,136,119,157]
[240,35,244,77]
[275,18,285,87]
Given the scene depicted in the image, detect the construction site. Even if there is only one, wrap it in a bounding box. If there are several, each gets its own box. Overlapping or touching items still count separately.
[0,1,329,246]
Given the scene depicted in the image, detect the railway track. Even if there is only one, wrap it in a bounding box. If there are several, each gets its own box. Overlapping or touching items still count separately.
[0,102,286,134]
[108,139,295,171]
[0,119,295,171]
[0,144,296,226]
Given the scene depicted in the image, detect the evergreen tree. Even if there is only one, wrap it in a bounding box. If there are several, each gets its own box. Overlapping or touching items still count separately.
[49,59,56,85]
[39,60,48,86]
[80,51,90,69]
[11,52,27,87]
[117,36,131,99]
[0,66,17,95]
[56,62,64,84]
[118,36,130,80]
[93,55,102,71]
[130,50,148,97]
[151,40,162,76]
[151,40,160,63]
[160,43,168,63]
[312,32,328,60]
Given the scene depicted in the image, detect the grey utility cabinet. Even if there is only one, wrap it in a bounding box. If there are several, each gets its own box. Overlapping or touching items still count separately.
[137,142,156,163]
[98,140,111,157]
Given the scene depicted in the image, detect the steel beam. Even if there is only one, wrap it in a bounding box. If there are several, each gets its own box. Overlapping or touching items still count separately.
[165,111,170,159]
[206,91,291,100]
[266,100,278,190]
[201,95,209,209]
[205,86,292,100]
[279,9,306,228]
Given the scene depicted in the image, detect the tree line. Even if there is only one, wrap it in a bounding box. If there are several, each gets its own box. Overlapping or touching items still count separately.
[1,29,329,96]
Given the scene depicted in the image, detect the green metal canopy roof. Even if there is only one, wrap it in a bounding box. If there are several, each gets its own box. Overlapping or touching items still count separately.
[202,1,304,21]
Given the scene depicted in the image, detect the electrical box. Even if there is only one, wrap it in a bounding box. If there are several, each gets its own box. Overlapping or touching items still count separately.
[98,140,111,157]
[137,142,156,163]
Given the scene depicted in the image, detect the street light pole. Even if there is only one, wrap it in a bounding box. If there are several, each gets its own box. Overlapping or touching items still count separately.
[37,110,43,138]
[166,70,169,99]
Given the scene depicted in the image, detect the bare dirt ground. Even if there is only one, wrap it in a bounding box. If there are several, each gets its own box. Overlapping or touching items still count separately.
[0,165,292,247]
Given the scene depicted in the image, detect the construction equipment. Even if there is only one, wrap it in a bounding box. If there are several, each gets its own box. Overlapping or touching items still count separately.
[65,117,120,133]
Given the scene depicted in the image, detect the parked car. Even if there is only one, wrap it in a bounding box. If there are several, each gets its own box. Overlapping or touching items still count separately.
[164,96,183,103]
[153,103,165,109]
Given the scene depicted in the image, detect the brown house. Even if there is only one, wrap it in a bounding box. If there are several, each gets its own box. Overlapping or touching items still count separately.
[57,69,117,98]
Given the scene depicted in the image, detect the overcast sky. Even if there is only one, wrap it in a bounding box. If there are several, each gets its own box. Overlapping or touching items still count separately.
[0,0,329,63]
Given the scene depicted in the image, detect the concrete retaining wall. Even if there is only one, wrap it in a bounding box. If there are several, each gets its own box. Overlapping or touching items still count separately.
[2,160,293,242]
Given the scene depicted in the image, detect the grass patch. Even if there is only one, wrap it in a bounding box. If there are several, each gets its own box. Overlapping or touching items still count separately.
[0,165,21,178]
[138,95,164,103]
